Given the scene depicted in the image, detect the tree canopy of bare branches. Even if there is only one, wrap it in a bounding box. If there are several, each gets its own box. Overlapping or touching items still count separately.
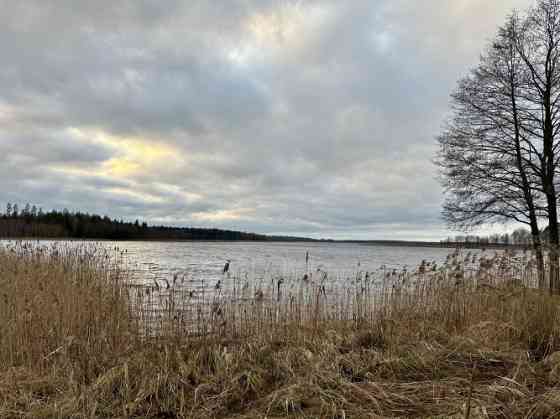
[437,0,560,291]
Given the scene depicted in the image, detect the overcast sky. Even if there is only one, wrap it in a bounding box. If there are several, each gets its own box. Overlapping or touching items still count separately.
[2,0,534,240]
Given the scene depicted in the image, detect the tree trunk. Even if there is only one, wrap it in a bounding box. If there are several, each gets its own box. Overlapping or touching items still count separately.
[547,193,560,293]
[531,229,546,288]
[544,91,560,293]
[509,64,545,287]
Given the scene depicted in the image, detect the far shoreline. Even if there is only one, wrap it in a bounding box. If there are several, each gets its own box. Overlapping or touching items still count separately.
[0,236,530,250]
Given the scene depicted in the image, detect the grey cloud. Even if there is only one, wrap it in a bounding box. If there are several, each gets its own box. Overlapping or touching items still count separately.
[1,0,534,239]
[2,131,114,166]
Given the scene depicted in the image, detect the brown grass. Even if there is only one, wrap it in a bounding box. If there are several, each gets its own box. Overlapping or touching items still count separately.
[1,243,560,418]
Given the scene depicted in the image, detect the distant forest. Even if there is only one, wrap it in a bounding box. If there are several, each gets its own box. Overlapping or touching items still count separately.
[0,203,311,241]
[442,229,535,247]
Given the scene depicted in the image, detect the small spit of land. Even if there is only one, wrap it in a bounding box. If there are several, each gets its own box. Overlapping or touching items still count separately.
[2,242,560,418]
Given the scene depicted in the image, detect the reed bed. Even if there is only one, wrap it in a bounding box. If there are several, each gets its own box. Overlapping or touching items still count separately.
[2,242,560,418]
[0,241,136,372]
[129,248,541,340]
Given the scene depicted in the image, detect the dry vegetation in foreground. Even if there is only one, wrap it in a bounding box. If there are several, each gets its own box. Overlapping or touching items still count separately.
[3,243,560,418]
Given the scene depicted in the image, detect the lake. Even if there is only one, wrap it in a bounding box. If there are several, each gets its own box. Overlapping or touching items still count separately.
[102,241,454,286]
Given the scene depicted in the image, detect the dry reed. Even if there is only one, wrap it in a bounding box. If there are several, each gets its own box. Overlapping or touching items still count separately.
[2,243,560,418]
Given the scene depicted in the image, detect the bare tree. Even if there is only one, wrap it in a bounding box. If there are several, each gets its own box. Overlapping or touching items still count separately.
[513,227,532,245]
[513,0,560,292]
[437,14,547,286]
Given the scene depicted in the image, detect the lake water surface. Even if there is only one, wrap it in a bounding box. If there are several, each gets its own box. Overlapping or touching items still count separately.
[104,241,454,285]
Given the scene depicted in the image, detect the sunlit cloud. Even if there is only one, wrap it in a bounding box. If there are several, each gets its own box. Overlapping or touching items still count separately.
[228,2,332,65]
[104,187,166,204]
[192,208,255,223]
[67,127,185,178]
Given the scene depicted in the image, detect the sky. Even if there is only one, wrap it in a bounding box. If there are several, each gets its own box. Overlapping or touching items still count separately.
[1,0,534,241]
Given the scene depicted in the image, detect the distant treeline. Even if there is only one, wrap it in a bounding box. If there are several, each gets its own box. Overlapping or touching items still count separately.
[442,229,535,247]
[0,203,312,241]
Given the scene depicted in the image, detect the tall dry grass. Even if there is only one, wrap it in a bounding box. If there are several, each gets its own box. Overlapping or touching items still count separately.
[0,242,136,379]
[2,243,560,417]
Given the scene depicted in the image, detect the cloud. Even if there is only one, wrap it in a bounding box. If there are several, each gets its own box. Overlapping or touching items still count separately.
[0,0,534,239]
